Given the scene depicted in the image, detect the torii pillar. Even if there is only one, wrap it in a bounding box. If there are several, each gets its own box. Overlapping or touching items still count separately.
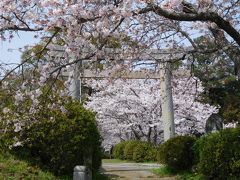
[69,61,82,101]
[159,61,175,141]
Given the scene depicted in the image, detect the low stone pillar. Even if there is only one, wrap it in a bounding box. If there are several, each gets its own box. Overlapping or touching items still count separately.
[73,166,87,180]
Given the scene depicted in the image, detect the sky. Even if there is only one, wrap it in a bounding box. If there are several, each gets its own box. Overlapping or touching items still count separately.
[0,32,40,67]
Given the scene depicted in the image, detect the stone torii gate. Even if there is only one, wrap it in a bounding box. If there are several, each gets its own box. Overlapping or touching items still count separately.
[58,48,189,141]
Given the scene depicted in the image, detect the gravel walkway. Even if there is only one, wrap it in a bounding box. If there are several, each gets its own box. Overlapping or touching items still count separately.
[101,163,177,180]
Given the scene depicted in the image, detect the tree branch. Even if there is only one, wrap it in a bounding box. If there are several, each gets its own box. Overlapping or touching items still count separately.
[0,28,60,83]
[138,4,240,46]
[0,25,44,32]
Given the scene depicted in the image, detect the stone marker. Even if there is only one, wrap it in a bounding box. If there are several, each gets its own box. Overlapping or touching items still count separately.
[73,166,88,180]
[205,113,223,133]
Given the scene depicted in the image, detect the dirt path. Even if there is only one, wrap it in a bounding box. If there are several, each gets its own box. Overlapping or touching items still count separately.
[101,163,177,180]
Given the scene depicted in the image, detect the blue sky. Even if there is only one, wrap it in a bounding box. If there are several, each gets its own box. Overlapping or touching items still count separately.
[0,32,40,66]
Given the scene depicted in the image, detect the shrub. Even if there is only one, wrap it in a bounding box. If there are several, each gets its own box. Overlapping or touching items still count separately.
[133,142,154,162]
[113,141,127,160]
[16,101,102,176]
[113,140,157,162]
[145,147,158,162]
[157,136,196,171]
[124,140,140,160]
[194,127,240,179]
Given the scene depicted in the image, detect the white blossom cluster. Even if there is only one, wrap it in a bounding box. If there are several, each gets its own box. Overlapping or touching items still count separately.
[85,74,218,150]
[0,0,239,112]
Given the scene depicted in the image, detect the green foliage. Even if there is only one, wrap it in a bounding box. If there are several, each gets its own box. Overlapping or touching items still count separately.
[222,93,240,123]
[193,36,240,124]
[123,140,140,160]
[179,172,206,180]
[132,142,154,162]
[157,136,196,172]
[152,166,205,180]
[0,78,102,176]
[145,146,158,162]
[206,80,240,124]
[112,141,128,160]
[0,137,8,154]
[15,101,102,176]
[92,146,103,172]
[193,36,234,90]
[194,128,240,179]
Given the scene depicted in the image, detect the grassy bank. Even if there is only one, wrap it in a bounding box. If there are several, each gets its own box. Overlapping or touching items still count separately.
[0,152,69,180]
[0,151,110,180]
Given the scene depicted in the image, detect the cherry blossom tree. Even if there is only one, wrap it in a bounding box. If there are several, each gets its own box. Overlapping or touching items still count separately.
[85,73,218,150]
[0,0,239,140]
[0,0,239,81]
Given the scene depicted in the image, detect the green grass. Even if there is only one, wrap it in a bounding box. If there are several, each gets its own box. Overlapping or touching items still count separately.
[151,166,206,180]
[0,152,69,180]
[102,158,157,164]
[102,159,135,163]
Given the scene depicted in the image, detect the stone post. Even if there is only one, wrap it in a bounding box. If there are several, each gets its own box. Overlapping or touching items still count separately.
[73,166,87,180]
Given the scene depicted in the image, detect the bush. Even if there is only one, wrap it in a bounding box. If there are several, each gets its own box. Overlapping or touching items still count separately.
[113,140,157,162]
[16,101,102,176]
[194,128,240,179]
[113,141,127,160]
[133,142,154,162]
[145,147,158,162]
[124,140,140,160]
[157,136,196,171]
